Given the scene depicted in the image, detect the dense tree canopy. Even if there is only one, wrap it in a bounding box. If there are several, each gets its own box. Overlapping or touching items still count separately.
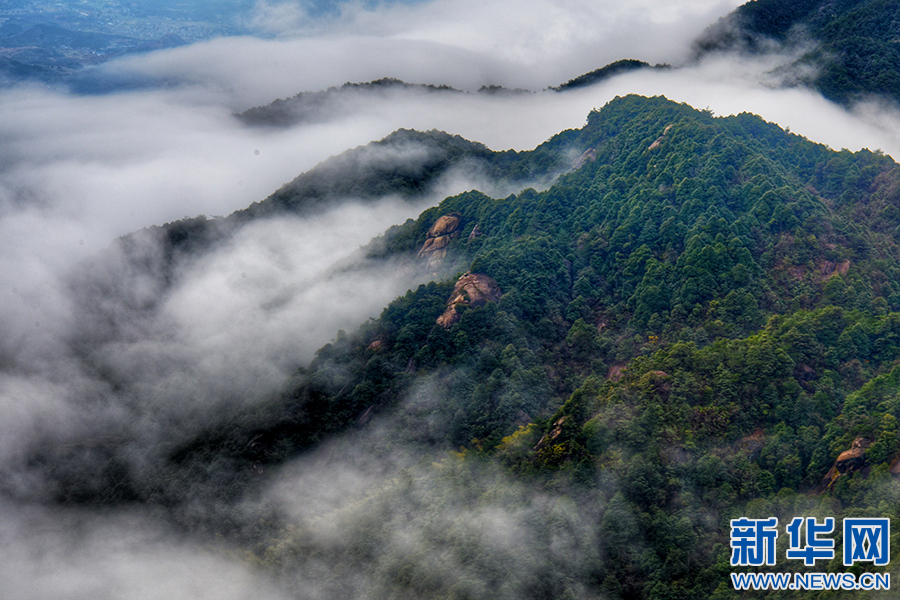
[696,0,900,107]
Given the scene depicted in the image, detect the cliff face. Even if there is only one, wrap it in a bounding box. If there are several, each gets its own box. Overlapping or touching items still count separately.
[417,214,462,271]
[436,273,502,328]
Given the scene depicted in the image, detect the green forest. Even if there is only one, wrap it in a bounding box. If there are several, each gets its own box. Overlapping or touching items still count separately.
[146,94,899,599]
[696,0,900,107]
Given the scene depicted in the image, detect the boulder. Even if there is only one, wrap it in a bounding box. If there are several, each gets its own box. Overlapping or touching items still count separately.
[819,437,872,491]
[648,124,673,150]
[835,437,870,473]
[428,215,461,237]
[418,214,462,271]
[534,416,567,450]
[572,148,596,170]
[736,429,765,459]
[437,273,502,328]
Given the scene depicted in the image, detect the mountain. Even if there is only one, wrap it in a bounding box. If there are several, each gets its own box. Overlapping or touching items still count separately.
[26,94,900,598]
[696,0,900,106]
[235,77,538,129]
[240,95,900,598]
[234,0,900,127]
[192,92,900,463]
[84,126,580,315]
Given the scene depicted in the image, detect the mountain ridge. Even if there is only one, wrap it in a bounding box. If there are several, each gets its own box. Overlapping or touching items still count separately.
[86,124,583,319]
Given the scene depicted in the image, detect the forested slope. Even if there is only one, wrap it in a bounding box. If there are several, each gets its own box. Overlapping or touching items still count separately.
[158,95,900,598]
[94,126,577,303]
[697,0,900,106]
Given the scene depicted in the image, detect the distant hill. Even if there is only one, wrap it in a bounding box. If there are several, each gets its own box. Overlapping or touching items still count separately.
[550,58,663,91]
[236,78,467,127]
[236,64,664,129]
[0,21,131,51]
[0,17,187,85]
[237,0,900,127]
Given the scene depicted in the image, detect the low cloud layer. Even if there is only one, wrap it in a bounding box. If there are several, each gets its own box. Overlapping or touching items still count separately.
[257,384,604,599]
[242,0,741,88]
[0,502,290,600]
[94,1,742,110]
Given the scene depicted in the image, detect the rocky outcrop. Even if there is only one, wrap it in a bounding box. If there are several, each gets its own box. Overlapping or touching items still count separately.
[436,273,502,328]
[784,257,851,281]
[572,148,596,170]
[835,437,870,472]
[818,259,851,281]
[648,124,673,150]
[418,214,462,271]
[820,437,871,491]
[534,416,567,450]
[736,429,765,459]
[607,364,626,381]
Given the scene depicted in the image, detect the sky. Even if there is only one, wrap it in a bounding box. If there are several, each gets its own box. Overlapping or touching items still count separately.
[4,0,900,597]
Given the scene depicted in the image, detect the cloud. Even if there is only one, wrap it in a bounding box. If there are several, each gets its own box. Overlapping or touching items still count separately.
[259,387,604,599]
[80,0,900,161]
[157,200,433,374]
[0,80,446,493]
[106,0,743,102]
[246,0,742,78]
[0,502,290,600]
[246,0,317,34]
[0,194,457,498]
[0,82,405,241]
